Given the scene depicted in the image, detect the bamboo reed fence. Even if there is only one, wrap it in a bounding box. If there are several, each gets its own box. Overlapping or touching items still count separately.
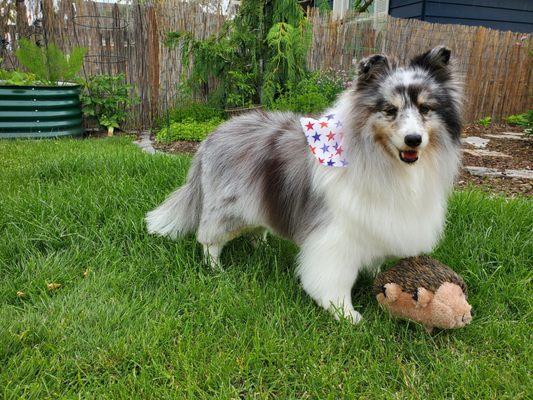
[1,0,531,129]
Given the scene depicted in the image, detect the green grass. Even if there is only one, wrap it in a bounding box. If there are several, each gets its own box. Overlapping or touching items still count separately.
[1,137,531,399]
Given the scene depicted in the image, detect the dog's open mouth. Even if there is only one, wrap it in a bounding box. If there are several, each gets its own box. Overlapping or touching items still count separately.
[399,150,419,164]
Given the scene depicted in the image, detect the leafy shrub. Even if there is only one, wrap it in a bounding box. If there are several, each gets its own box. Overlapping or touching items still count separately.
[307,69,353,101]
[80,74,139,135]
[271,92,331,114]
[156,118,223,143]
[269,69,351,114]
[0,69,38,86]
[15,39,86,85]
[160,103,226,126]
[505,111,532,128]
[477,117,491,127]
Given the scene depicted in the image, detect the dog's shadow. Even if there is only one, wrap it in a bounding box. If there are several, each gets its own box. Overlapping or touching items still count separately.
[201,234,382,300]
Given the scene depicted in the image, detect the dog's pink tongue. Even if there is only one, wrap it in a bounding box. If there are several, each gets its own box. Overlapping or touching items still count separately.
[402,151,418,161]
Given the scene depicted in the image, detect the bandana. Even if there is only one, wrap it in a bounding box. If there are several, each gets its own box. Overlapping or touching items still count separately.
[300,113,348,167]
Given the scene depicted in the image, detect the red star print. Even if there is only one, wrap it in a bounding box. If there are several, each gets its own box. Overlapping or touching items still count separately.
[319,121,328,128]
[318,157,324,164]
[336,146,343,156]
[310,145,316,154]
[326,131,335,141]
[305,122,314,131]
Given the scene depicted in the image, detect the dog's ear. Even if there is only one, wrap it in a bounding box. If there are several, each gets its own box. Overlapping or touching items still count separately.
[382,283,401,303]
[410,46,452,81]
[357,54,390,89]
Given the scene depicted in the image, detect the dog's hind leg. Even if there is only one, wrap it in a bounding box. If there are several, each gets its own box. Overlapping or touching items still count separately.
[251,228,269,248]
[202,243,223,270]
[197,210,249,270]
[198,224,230,270]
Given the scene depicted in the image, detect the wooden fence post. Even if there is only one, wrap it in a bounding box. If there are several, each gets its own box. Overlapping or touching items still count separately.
[15,0,29,39]
[147,3,160,126]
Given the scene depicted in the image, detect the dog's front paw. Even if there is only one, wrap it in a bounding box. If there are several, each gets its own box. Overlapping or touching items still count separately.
[342,309,363,325]
[329,305,363,324]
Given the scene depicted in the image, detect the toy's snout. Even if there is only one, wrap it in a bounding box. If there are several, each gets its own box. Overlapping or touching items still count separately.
[455,305,473,328]
[433,282,473,329]
[462,303,474,324]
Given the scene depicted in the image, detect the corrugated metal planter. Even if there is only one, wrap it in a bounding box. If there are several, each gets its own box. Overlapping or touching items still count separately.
[0,83,83,139]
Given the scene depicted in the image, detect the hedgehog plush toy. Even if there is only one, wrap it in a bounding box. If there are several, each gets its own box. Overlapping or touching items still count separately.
[374,256,473,333]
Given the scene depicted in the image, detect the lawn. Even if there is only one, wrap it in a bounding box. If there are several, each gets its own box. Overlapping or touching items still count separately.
[0,137,531,399]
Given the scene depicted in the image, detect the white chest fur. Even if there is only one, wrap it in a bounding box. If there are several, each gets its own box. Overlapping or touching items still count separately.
[316,162,450,264]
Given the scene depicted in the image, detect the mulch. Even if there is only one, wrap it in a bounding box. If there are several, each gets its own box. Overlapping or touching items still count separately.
[153,140,200,154]
[462,124,532,170]
[148,123,532,198]
[459,123,532,197]
[83,128,109,139]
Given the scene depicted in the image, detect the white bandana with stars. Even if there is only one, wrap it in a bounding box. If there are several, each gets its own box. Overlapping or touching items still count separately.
[300,113,348,167]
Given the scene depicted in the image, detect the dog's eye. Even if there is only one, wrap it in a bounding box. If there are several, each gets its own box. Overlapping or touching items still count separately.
[383,106,397,117]
[419,104,431,115]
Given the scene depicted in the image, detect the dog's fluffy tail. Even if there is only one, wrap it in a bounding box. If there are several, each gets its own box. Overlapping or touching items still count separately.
[145,156,202,239]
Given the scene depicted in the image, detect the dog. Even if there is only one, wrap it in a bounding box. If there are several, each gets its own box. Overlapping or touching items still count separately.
[146,46,462,323]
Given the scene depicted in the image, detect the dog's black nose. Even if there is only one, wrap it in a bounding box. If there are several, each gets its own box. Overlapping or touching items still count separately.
[404,134,422,148]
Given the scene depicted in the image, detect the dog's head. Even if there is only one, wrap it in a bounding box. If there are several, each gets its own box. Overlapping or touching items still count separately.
[353,46,462,165]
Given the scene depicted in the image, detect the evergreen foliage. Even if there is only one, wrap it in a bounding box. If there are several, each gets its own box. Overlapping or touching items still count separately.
[165,0,310,109]
[262,20,311,105]
[315,0,332,14]
[15,39,86,85]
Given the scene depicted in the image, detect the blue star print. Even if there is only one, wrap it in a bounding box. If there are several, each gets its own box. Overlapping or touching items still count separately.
[300,114,348,168]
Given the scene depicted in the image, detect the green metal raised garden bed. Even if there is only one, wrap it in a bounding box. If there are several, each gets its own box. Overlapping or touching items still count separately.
[0,83,83,139]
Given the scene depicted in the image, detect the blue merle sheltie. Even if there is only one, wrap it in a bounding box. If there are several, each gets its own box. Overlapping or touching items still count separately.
[146,46,463,323]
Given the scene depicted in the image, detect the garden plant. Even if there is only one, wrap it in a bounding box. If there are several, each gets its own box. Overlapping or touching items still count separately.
[6,39,86,86]
[80,74,139,136]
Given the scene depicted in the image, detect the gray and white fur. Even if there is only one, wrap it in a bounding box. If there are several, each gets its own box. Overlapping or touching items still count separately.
[146,47,463,323]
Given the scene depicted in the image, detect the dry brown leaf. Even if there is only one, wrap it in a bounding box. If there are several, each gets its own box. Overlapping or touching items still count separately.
[16,291,25,298]
[47,283,62,291]
[83,268,90,278]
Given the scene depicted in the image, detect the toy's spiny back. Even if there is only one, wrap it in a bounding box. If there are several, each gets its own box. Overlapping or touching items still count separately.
[373,256,467,296]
